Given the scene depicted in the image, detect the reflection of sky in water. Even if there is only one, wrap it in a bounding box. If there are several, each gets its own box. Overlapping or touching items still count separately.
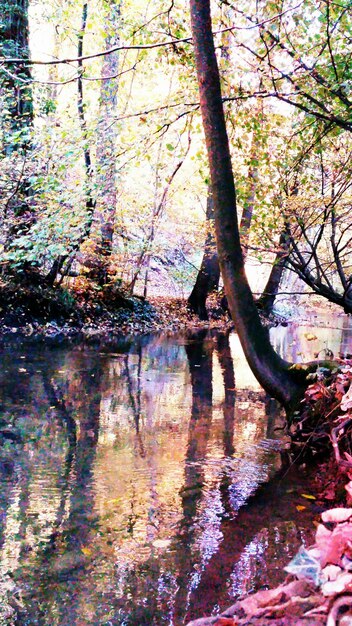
[230,533,269,597]
[0,321,349,624]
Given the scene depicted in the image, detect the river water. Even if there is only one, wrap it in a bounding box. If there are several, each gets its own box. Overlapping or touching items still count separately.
[0,314,351,625]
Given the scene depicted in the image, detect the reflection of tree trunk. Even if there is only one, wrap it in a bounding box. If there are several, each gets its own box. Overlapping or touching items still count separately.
[25,354,103,625]
[216,330,236,457]
[186,464,313,621]
[188,191,220,320]
[41,374,77,535]
[173,330,214,625]
[124,345,145,456]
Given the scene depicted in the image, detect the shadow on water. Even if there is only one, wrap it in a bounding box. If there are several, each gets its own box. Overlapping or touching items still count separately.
[0,319,350,624]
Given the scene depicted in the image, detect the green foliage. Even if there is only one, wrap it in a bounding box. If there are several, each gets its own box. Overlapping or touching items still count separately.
[0,0,350,309]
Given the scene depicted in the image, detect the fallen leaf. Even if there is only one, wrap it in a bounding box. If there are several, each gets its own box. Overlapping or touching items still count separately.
[305,333,318,341]
[341,382,352,411]
[321,564,342,581]
[301,493,317,500]
[321,572,352,596]
[81,547,92,556]
[321,525,352,566]
[107,498,122,505]
[296,505,306,511]
[316,523,332,546]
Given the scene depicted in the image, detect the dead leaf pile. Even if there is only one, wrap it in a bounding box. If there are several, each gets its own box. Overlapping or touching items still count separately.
[289,361,352,466]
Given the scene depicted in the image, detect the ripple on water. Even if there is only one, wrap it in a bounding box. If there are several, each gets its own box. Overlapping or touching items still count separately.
[0,328,332,624]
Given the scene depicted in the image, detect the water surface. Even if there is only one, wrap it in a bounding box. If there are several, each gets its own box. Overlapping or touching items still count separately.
[0,318,350,625]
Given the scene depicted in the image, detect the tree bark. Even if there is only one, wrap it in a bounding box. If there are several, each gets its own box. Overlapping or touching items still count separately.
[189,0,306,408]
[93,1,121,285]
[187,190,220,320]
[0,0,33,152]
[46,2,96,286]
[257,231,289,313]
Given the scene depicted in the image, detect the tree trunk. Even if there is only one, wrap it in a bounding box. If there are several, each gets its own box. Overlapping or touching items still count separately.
[257,231,289,313]
[46,2,96,286]
[93,1,121,285]
[189,0,306,408]
[189,101,263,320]
[0,0,35,261]
[187,190,220,319]
[0,0,33,152]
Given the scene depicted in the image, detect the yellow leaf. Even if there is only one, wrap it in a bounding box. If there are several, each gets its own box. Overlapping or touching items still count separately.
[296,505,306,511]
[107,498,122,505]
[301,493,316,500]
[81,547,92,556]
[304,333,317,341]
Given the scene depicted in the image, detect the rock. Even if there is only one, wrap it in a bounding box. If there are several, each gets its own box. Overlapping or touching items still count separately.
[322,508,352,524]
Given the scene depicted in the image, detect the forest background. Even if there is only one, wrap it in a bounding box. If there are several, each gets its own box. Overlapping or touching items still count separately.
[0,0,351,323]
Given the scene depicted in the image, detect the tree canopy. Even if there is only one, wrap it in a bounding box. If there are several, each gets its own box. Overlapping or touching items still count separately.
[0,0,351,319]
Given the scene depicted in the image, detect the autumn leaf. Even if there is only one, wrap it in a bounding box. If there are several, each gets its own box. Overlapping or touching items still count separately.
[301,493,316,500]
[341,382,352,411]
[304,333,318,341]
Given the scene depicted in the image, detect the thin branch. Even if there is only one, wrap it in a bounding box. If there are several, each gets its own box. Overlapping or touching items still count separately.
[0,6,304,68]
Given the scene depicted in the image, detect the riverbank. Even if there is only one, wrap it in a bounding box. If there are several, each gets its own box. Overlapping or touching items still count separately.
[185,379,352,626]
[186,458,352,625]
[0,275,236,341]
[0,276,351,624]
[0,273,309,342]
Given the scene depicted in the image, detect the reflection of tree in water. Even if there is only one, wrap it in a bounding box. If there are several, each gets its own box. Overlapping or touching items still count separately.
[173,329,215,625]
[29,351,103,625]
[124,344,145,457]
[171,333,309,625]
[172,329,236,625]
[0,334,310,625]
[0,349,103,625]
[0,348,72,618]
[113,330,237,626]
[217,332,236,459]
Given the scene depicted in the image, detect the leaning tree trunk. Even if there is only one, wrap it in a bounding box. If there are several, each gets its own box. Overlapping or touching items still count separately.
[187,190,220,320]
[188,120,261,320]
[189,0,306,408]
